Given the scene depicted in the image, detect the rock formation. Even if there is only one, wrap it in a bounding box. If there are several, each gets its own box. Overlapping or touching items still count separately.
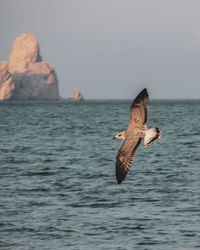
[69,87,84,100]
[0,33,59,100]
[0,61,15,100]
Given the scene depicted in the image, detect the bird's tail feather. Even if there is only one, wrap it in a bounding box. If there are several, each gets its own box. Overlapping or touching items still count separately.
[144,126,161,148]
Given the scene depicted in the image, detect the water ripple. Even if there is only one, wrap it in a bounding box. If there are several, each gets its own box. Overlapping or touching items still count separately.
[0,100,200,249]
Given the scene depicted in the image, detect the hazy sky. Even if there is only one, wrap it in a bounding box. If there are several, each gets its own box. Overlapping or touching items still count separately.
[1,0,200,98]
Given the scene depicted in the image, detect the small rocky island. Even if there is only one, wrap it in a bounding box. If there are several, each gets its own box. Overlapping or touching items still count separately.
[60,87,84,101]
[69,87,84,101]
[0,33,59,100]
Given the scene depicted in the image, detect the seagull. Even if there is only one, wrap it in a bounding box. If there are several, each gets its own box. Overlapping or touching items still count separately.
[112,88,161,184]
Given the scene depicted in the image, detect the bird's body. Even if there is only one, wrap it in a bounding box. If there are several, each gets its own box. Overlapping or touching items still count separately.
[113,88,161,184]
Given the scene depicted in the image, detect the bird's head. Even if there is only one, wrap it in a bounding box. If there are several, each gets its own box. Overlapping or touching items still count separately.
[112,131,126,140]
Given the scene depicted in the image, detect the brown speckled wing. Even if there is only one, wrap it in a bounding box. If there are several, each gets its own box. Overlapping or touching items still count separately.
[116,136,142,184]
[129,88,149,128]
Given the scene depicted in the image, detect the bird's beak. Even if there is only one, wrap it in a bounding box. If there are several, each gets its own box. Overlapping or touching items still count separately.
[112,136,116,140]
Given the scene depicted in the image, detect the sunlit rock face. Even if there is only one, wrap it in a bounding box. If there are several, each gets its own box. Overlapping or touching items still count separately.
[0,33,59,100]
[70,87,84,100]
[0,61,15,100]
[8,33,42,74]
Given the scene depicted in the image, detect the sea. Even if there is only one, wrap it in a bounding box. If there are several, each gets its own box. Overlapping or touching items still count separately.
[0,100,200,250]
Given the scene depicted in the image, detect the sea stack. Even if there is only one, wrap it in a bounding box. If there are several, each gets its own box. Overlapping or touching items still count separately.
[69,87,84,100]
[0,33,59,100]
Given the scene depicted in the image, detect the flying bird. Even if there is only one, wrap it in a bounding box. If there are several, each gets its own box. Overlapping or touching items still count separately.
[113,88,161,184]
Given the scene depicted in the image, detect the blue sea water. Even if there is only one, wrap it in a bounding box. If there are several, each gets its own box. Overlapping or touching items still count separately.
[0,100,200,250]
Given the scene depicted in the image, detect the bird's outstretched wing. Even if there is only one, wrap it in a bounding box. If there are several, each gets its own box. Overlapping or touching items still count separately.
[116,136,142,184]
[129,88,149,128]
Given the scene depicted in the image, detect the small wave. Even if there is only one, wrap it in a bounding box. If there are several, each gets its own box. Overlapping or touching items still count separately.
[28,201,49,206]
[23,171,56,176]
[25,187,50,192]
[120,225,144,230]
[2,226,36,233]
[42,158,55,163]
[137,241,160,246]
